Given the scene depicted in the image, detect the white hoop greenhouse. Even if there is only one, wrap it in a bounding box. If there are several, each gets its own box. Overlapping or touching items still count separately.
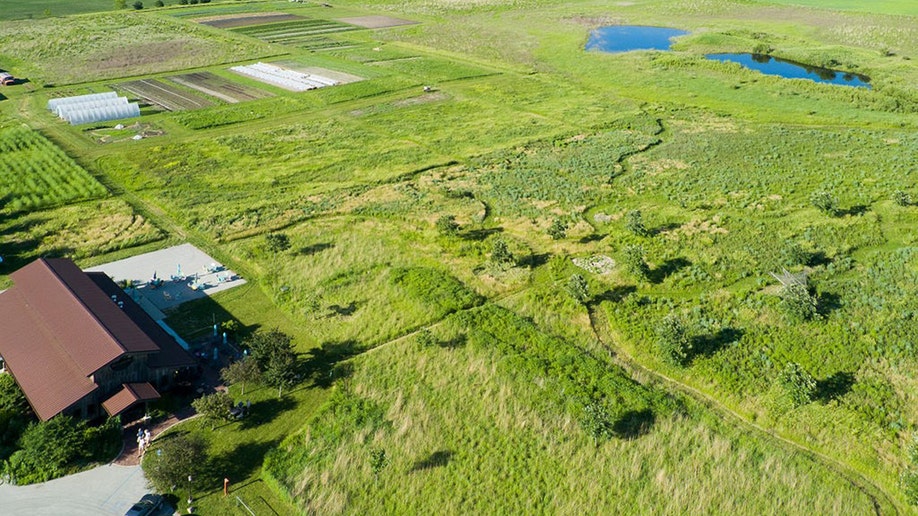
[47,93,140,125]
[47,92,118,111]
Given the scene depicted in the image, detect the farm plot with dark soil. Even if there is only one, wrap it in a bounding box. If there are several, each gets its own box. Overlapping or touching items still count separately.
[118,79,214,111]
[231,19,359,49]
[197,13,306,29]
[168,72,273,103]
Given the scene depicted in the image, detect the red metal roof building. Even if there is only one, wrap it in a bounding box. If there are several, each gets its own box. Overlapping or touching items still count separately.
[0,258,196,421]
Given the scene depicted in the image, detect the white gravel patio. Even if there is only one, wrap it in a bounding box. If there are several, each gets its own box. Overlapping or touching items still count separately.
[85,243,246,316]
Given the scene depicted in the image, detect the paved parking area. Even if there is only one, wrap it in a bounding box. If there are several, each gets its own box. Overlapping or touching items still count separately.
[0,464,155,516]
[86,243,246,315]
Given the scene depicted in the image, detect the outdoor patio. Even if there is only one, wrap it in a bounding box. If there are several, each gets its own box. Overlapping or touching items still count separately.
[85,243,247,316]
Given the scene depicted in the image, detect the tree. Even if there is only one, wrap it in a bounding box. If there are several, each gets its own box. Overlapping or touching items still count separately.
[810,190,838,216]
[369,448,389,479]
[435,215,460,236]
[143,433,208,495]
[656,314,691,366]
[6,416,86,483]
[621,244,650,282]
[547,218,567,240]
[245,329,299,397]
[894,190,912,207]
[192,392,233,430]
[265,232,291,255]
[567,273,589,305]
[777,362,816,407]
[580,401,614,443]
[132,1,143,9]
[490,239,514,268]
[221,358,261,396]
[154,0,164,6]
[625,210,649,236]
[780,282,818,322]
[114,0,127,9]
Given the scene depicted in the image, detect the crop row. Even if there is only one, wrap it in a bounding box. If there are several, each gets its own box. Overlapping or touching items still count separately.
[0,127,107,213]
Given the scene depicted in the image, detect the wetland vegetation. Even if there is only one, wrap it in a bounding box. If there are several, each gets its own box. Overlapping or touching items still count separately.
[0,0,916,513]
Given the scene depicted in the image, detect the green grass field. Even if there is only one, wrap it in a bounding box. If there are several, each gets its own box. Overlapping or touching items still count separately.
[1,0,917,512]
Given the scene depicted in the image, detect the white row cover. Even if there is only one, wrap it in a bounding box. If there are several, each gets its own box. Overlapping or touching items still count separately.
[63,103,141,125]
[54,96,128,117]
[230,62,339,92]
[47,91,118,111]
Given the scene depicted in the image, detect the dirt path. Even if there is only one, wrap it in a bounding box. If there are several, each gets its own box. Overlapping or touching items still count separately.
[585,303,901,516]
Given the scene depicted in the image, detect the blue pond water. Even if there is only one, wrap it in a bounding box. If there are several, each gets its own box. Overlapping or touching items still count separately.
[706,53,871,89]
[586,26,688,53]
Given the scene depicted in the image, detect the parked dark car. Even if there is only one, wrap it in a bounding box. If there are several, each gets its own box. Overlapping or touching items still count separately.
[125,494,163,516]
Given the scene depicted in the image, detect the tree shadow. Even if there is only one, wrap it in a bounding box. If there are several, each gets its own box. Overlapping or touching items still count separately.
[815,371,855,402]
[691,327,744,361]
[461,227,502,241]
[590,285,636,306]
[326,301,359,317]
[613,409,655,440]
[238,396,296,430]
[438,333,467,349]
[579,233,604,244]
[520,253,550,269]
[649,257,691,284]
[299,242,334,256]
[409,450,453,473]
[304,340,362,388]
[807,251,831,267]
[651,222,681,236]
[838,204,869,217]
[817,291,843,317]
[205,440,281,489]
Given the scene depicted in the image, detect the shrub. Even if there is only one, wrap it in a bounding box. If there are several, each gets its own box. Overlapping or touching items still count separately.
[621,244,650,281]
[777,362,816,407]
[625,210,649,236]
[132,1,143,9]
[567,273,590,305]
[810,190,838,216]
[780,282,818,322]
[894,190,912,207]
[491,239,514,268]
[154,0,164,6]
[656,314,691,366]
[435,215,460,236]
[547,218,567,240]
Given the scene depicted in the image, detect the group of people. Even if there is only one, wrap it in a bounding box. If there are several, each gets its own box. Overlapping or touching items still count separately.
[136,427,152,455]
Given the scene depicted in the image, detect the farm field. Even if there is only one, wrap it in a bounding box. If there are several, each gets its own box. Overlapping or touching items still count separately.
[0,0,113,21]
[0,125,107,212]
[119,79,215,111]
[231,18,359,42]
[0,0,917,514]
[169,71,273,103]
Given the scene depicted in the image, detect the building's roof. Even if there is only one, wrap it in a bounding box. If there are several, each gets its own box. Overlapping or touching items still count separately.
[0,258,193,421]
[87,273,195,370]
[0,287,98,421]
[102,382,161,417]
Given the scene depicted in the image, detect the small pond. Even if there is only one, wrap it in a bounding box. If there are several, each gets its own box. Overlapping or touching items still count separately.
[586,26,688,53]
[706,53,871,89]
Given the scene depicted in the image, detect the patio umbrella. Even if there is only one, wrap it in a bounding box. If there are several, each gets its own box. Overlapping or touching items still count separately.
[177,264,182,277]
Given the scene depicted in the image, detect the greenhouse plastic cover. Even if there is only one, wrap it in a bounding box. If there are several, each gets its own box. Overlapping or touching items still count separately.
[230,62,339,92]
[61,102,140,125]
[47,91,118,111]
[54,96,128,116]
